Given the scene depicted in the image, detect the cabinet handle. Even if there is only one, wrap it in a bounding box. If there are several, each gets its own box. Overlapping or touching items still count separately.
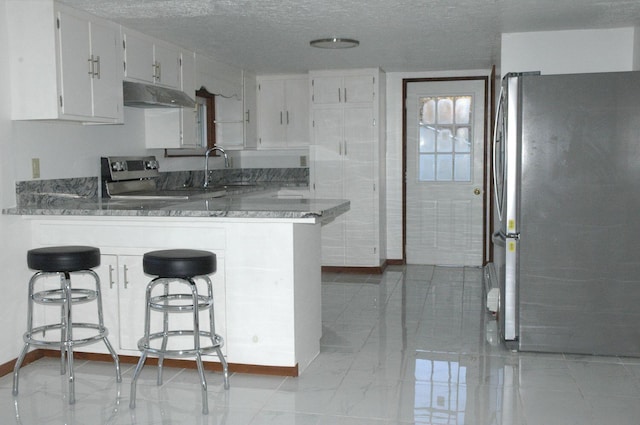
[338,88,341,103]
[108,265,115,289]
[339,142,342,155]
[156,62,161,81]
[88,55,94,76]
[94,56,101,79]
[280,111,283,125]
[246,110,250,123]
[123,264,129,288]
[345,140,348,156]
[286,111,289,124]
[344,88,347,103]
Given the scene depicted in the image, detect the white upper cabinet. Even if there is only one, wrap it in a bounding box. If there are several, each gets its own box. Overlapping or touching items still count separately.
[311,74,376,105]
[7,0,123,123]
[257,75,309,149]
[123,28,182,89]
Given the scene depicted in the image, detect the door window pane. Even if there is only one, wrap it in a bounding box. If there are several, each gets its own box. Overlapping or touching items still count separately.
[455,127,470,153]
[437,154,453,181]
[437,128,453,152]
[418,95,473,182]
[419,155,435,181]
[420,125,435,153]
[454,154,471,181]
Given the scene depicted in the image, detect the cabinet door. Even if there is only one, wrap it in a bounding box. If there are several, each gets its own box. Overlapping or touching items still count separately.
[311,108,346,265]
[343,107,377,265]
[257,79,286,148]
[115,255,147,352]
[311,76,342,105]
[311,107,344,198]
[124,32,154,83]
[53,254,120,355]
[153,43,181,89]
[243,72,258,149]
[284,78,310,146]
[343,75,375,104]
[89,20,122,120]
[56,10,92,117]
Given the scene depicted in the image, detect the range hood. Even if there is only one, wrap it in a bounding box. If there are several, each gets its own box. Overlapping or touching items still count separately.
[123,81,195,108]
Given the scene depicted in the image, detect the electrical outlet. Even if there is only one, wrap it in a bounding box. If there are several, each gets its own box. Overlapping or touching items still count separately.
[31,158,40,179]
[300,155,308,167]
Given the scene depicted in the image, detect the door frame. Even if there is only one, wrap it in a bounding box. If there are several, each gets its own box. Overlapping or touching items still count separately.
[401,75,492,265]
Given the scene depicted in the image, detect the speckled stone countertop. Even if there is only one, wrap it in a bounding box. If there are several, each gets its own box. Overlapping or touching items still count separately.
[3,186,349,223]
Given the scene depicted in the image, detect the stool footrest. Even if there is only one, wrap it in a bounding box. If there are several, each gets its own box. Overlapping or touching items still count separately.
[148,294,213,312]
[33,288,97,305]
[25,322,109,348]
[138,330,224,358]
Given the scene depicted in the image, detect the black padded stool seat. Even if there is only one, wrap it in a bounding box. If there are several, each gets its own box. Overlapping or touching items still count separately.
[27,246,100,272]
[143,249,216,278]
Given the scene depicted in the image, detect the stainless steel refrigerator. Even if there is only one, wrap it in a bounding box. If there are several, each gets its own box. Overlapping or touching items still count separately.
[489,71,640,356]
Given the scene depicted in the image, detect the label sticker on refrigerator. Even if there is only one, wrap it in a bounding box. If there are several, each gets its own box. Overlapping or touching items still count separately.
[508,241,516,252]
[508,219,516,231]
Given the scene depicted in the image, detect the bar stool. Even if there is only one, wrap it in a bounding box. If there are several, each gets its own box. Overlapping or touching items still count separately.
[13,246,121,404]
[129,249,229,415]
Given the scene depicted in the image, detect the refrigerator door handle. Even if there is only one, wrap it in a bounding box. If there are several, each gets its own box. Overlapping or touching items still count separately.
[492,85,505,221]
[492,230,520,247]
[492,230,506,246]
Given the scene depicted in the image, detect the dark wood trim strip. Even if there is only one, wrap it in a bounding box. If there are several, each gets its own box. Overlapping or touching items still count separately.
[386,259,405,266]
[3,349,299,378]
[321,263,387,275]
[0,349,45,378]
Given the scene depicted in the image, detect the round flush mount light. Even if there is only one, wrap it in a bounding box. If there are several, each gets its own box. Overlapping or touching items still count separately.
[310,38,359,49]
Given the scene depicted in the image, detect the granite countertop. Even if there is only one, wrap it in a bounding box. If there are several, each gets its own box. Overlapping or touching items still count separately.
[3,186,349,223]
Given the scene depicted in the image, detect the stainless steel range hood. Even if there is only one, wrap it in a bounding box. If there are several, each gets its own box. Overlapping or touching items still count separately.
[123,81,195,108]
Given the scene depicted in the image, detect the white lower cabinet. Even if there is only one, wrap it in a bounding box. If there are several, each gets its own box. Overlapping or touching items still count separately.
[26,216,322,372]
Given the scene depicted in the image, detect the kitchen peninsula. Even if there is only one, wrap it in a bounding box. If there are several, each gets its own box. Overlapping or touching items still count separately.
[4,188,349,376]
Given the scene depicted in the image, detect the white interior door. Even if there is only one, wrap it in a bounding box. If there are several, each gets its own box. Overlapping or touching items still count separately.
[405,79,485,266]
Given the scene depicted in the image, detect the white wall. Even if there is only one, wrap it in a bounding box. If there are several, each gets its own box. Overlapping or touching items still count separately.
[501,27,636,76]
[384,70,491,261]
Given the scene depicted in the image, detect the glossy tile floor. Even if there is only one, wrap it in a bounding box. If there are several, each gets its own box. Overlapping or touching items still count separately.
[2,265,640,424]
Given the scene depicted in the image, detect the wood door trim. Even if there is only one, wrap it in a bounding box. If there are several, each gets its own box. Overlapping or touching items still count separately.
[402,76,490,265]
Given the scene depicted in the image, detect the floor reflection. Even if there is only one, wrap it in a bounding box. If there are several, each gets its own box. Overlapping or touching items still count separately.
[2,265,640,424]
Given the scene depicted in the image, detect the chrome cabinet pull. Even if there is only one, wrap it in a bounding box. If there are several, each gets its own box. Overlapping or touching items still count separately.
[94,56,100,79]
[280,111,283,124]
[345,140,347,156]
[286,111,289,124]
[123,265,129,288]
[344,88,347,103]
[108,265,115,289]
[88,55,94,76]
[338,88,341,103]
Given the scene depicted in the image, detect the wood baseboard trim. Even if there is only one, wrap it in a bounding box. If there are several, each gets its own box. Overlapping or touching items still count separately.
[322,265,385,274]
[0,350,46,378]
[386,259,405,266]
[3,349,298,377]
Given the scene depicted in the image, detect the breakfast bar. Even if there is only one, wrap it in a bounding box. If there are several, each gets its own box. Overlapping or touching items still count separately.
[4,192,349,376]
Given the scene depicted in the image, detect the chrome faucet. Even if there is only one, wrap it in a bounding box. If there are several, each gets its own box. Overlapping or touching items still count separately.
[203,146,229,188]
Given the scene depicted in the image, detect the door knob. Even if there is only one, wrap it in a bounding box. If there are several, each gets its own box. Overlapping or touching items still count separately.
[474,188,481,195]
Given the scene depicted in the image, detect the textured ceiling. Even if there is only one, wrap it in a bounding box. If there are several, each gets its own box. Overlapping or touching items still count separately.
[57,0,640,74]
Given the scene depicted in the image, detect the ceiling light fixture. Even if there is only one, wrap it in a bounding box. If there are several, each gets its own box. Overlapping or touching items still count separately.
[310,38,359,49]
